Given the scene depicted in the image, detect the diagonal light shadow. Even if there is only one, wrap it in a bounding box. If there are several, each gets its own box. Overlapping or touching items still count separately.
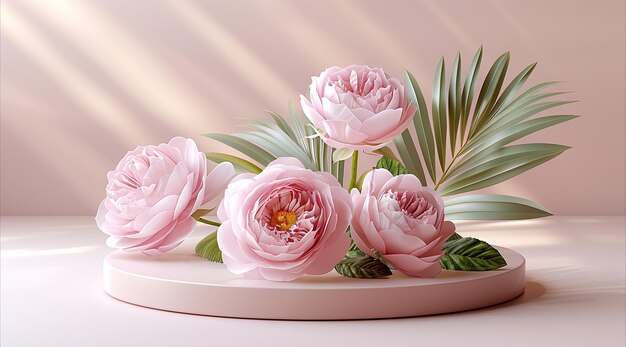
[0,116,98,210]
[422,0,477,53]
[332,1,430,81]
[163,1,296,103]
[0,2,152,146]
[20,0,218,136]
[250,2,353,67]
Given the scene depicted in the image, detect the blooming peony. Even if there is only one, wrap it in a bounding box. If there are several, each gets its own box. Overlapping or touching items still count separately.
[350,169,456,277]
[96,137,235,255]
[300,65,416,152]
[217,157,352,281]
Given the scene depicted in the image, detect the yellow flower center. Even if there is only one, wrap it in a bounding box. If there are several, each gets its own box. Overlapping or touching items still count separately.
[270,210,297,231]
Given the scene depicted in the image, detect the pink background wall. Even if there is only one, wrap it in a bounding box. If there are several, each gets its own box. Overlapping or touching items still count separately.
[1,0,624,216]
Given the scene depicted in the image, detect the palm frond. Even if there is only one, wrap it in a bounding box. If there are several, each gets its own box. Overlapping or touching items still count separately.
[394,47,577,219]
[203,103,342,185]
[444,194,552,220]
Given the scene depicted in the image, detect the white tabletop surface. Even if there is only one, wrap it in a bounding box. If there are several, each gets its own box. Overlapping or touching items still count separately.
[1,216,625,347]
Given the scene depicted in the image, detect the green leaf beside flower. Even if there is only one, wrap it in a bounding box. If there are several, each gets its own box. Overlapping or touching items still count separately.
[444,194,552,220]
[333,147,354,163]
[205,153,262,174]
[195,232,223,263]
[439,237,507,271]
[372,146,400,162]
[335,256,392,279]
[375,156,408,176]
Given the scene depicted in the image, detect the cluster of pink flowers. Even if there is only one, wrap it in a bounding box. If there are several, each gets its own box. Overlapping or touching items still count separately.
[96,65,456,281]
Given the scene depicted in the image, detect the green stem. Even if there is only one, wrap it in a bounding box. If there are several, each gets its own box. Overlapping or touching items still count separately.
[197,217,221,227]
[434,155,459,190]
[433,137,473,190]
[348,150,359,190]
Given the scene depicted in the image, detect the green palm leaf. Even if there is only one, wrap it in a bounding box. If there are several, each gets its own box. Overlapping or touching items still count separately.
[265,110,297,141]
[204,103,339,182]
[432,57,448,171]
[459,46,483,143]
[440,144,570,196]
[448,52,462,154]
[393,132,427,185]
[203,133,275,166]
[444,194,552,220]
[403,70,437,182]
[394,47,575,219]
[468,51,510,137]
[205,152,262,174]
[445,115,577,180]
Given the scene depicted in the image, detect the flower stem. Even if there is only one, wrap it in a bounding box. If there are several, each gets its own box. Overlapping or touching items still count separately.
[348,150,359,191]
[197,217,221,227]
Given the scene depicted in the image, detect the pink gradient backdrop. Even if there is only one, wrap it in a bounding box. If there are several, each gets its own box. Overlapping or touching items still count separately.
[1,0,624,216]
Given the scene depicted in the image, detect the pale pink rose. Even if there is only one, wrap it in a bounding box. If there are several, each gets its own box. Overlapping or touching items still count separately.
[96,137,235,255]
[300,65,416,152]
[217,157,352,281]
[350,169,456,277]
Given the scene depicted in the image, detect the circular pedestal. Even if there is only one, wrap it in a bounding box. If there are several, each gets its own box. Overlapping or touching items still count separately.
[103,237,525,320]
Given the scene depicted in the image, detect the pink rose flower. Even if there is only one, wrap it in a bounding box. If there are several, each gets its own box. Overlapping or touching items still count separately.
[300,65,416,152]
[350,169,456,277]
[217,157,352,281]
[96,137,235,255]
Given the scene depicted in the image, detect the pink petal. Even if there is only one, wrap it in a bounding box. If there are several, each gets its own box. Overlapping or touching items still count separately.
[360,108,403,141]
[304,231,350,275]
[320,120,368,145]
[379,229,426,254]
[218,221,259,274]
[384,254,442,278]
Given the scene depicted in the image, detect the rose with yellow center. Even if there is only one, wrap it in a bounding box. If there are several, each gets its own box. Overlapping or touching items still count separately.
[217,158,352,281]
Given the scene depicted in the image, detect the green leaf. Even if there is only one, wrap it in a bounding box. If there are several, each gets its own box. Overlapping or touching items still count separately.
[471,61,536,136]
[375,156,408,176]
[469,51,510,137]
[205,152,262,174]
[393,131,427,185]
[460,46,483,143]
[444,194,552,220]
[204,133,275,166]
[404,70,437,181]
[445,115,578,180]
[432,57,448,171]
[476,100,575,143]
[345,248,367,259]
[355,168,372,191]
[373,146,399,162]
[237,129,315,169]
[440,237,507,271]
[469,115,576,160]
[195,232,223,263]
[447,232,462,241]
[288,100,309,152]
[490,62,537,116]
[337,158,345,186]
[333,147,354,163]
[448,52,462,154]
[335,256,392,279]
[265,110,297,142]
[191,208,215,219]
[441,144,570,196]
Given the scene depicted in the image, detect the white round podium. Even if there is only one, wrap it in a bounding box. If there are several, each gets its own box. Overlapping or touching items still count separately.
[103,237,525,320]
